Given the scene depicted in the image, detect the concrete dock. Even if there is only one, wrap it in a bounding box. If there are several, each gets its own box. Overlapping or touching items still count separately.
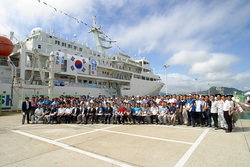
[0,113,250,167]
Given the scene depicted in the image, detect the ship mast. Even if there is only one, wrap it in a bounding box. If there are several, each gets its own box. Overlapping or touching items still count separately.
[88,16,116,54]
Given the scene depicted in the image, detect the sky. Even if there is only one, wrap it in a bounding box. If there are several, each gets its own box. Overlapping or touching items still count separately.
[0,0,250,94]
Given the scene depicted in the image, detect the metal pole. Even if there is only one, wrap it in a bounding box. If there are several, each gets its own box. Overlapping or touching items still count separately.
[163,64,170,95]
[208,83,210,96]
[195,78,197,94]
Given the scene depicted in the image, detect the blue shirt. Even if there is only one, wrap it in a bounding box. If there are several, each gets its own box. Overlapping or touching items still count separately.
[187,99,195,112]
[44,100,52,106]
[169,107,176,114]
[159,106,168,114]
[133,107,141,115]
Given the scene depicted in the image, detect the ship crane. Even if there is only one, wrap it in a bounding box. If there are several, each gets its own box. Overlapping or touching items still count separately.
[88,16,116,54]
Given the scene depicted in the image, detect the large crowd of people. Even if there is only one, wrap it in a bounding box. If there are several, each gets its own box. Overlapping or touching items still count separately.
[21,94,238,133]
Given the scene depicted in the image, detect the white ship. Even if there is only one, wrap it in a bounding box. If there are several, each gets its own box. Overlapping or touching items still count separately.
[0,17,163,111]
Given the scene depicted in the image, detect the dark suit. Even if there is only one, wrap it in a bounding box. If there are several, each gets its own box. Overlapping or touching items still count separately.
[105,107,113,124]
[22,101,31,124]
[50,108,58,124]
[95,107,105,123]
[71,107,80,123]
[86,107,96,124]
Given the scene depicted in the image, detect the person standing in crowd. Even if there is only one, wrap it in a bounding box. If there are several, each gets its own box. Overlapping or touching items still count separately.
[30,96,37,120]
[223,95,235,133]
[182,96,188,125]
[176,96,183,125]
[195,94,203,127]
[210,95,218,130]
[186,94,195,127]
[22,97,31,124]
[44,96,52,106]
[204,95,211,127]
[217,94,226,129]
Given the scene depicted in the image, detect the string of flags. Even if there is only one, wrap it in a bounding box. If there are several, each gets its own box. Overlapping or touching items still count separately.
[37,0,127,54]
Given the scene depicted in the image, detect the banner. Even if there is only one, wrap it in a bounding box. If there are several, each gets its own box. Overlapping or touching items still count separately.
[90,59,97,75]
[55,51,65,72]
[67,54,89,74]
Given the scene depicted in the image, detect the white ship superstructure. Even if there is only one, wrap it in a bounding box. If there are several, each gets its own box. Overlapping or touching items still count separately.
[0,18,163,111]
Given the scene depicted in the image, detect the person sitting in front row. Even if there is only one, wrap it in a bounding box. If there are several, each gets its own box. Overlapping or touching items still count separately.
[150,102,159,124]
[57,104,66,124]
[104,103,113,124]
[32,104,44,124]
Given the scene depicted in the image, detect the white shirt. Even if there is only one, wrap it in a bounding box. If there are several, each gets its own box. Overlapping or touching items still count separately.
[35,108,43,116]
[210,100,218,113]
[26,101,29,109]
[58,107,66,114]
[168,98,176,103]
[195,100,203,112]
[65,108,72,114]
[217,100,224,113]
[223,100,234,111]
[150,106,159,115]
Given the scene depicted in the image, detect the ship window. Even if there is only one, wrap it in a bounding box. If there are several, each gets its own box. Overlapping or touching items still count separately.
[38,44,41,49]
[57,41,60,45]
[142,76,145,80]
[68,44,72,48]
[97,54,100,57]
[55,40,57,44]
[74,46,77,50]
[64,43,67,47]
[150,78,153,81]
[89,80,92,84]
[79,47,82,51]
[83,80,87,83]
[146,77,149,80]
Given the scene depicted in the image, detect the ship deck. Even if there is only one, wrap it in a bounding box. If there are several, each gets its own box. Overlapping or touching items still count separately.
[0,113,250,167]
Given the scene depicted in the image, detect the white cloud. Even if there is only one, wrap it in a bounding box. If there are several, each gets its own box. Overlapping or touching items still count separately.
[167,50,240,75]
[108,0,250,55]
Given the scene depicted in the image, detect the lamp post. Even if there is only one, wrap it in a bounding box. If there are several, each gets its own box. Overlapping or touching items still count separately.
[208,83,210,96]
[194,78,197,94]
[163,64,170,95]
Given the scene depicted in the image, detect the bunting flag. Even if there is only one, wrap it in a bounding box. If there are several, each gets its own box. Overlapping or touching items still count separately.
[37,0,127,55]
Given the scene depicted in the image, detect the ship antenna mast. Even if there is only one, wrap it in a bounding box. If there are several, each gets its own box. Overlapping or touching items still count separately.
[88,16,116,54]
